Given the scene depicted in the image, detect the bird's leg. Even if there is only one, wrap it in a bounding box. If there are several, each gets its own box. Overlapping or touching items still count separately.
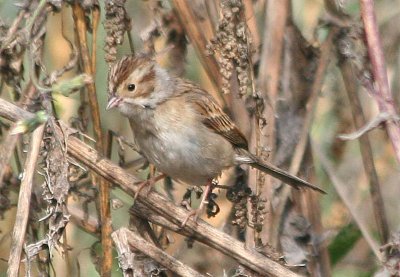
[133,168,166,202]
[181,180,214,227]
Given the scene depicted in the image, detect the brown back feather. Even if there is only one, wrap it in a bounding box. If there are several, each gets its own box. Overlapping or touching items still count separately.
[179,81,249,150]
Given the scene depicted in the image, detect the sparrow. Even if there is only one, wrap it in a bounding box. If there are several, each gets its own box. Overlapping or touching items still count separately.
[106,54,325,223]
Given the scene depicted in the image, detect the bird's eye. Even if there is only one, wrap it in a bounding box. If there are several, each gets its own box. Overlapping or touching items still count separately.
[127,84,136,92]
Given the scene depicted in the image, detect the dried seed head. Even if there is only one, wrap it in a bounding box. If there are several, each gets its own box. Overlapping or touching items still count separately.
[104,0,132,62]
[207,0,253,96]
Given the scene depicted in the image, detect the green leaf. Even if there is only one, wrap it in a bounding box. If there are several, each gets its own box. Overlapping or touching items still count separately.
[11,111,48,135]
[328,223,362,265]
[52,74,93,97]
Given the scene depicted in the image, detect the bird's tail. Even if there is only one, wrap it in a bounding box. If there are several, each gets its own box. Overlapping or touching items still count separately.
[237,151,326,194]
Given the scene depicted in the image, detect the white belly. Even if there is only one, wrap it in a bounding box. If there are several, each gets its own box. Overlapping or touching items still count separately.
[135,124,234,185]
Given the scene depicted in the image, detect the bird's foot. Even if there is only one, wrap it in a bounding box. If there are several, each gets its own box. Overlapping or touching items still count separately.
[181,208,203,227]
[133,173,166,202]
[180,180,215,227]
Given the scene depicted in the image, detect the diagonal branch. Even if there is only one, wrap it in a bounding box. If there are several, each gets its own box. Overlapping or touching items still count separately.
[0,98,301,277]
[113,228,206,277]
[171,0,221,89]
[7,124,45,277]
[0,82,37,188]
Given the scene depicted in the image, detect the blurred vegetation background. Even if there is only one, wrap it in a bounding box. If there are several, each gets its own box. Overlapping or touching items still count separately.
[1,0,400,276]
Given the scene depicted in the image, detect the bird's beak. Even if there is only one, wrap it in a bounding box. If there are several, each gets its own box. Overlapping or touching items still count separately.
[106,96,121,110]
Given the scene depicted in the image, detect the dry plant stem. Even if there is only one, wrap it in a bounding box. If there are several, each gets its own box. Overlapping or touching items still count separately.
[243,0,260,58]
[129,215,164,252]
[171,0,247,127]
[171,0,223,98]
[71,207,163,276]
[313,142,382,261]
[0,98,301,277]
[65,139,300,277]
[326,0,390,244]
[111,229,136,277]
[7,124,45,277]
[204,0,219,29]
[0,83,37,187]
[339,59,389,243]
[128,199,166,274]
[129,202,192,237]
[130,202,276,276]
[0,136,20,186]
[131,201,274,277]
[114,228,206,277]
[360,0,400,164]
[253,0,290,245]
[72,4,112,277]
[171,0,219,80]
[0,9,26,52]
[105,130,113,159]
[127,32,135,55]
[269,29,337,248]
[91,6,100,75]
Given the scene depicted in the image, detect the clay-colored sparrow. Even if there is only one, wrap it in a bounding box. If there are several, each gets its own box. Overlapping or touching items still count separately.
[107,55,324,222]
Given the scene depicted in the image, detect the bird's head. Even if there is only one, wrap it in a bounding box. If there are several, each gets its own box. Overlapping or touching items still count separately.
[107,54,161,115]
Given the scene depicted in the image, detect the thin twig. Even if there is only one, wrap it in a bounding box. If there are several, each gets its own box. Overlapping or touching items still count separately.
[127,31,135,55]
[0,9,26,52]
[91,5,100,75]
[171,0,225,105]
[0,98,301,277]
[171,0,219,85]
[113,228,206,277]
[72,4,112,277]
[129,201,192,237]
[325,0,390,245]
[243,0,260,60]
[25,0,48,36]
[338,112,398,140]
[338,51,390,243]
[253,0,290,245]
[0,82,37,188]
[7,124,45,277]
[359,0,400,164]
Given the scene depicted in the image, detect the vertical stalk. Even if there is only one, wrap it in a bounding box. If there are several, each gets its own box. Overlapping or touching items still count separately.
[360,0,400,164]
[338,57,390,243]
[253,0,290,245]
[72,3,112,276]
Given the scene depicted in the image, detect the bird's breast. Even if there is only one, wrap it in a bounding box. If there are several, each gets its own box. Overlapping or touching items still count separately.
[131,101,235,185]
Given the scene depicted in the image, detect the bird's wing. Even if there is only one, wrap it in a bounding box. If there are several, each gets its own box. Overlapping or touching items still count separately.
[179,82,249,149]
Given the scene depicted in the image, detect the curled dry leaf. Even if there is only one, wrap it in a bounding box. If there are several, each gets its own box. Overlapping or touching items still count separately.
[25,121,71,260]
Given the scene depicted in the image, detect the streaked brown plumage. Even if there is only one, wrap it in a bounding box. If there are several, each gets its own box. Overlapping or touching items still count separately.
[107,54,325,208]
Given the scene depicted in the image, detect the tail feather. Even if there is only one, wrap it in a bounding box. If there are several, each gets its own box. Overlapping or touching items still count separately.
[238,152,326,194]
